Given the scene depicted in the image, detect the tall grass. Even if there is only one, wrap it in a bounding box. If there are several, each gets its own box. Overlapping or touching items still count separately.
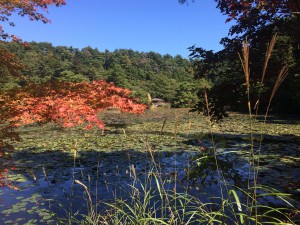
[238,34,296,225]
[55,35,298,225]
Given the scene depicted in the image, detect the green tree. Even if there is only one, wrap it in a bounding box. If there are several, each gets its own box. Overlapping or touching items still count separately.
[173,81,198,107]
[58,70,89,82]
[180,0,300,114]
[1,41,195,109]
[107,64,128,87]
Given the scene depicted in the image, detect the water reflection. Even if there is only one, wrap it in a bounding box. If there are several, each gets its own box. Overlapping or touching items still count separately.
[0,113,299,224]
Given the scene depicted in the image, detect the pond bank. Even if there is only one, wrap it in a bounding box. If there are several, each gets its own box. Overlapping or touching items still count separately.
[1,109,299,224]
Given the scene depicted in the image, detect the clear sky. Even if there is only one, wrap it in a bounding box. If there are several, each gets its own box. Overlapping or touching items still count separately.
[4,0,234,58]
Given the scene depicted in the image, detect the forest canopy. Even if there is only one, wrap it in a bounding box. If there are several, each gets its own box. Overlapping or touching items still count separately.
[0,41,198,107]
[180,0,300,115]
[0,0,299,113]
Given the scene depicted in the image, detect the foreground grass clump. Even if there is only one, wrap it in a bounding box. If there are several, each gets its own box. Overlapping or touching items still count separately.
[0,107,298,224]
[38,109,296,225]
[0,108,298,224]
[69,148,298,225]
[69,35,300,225]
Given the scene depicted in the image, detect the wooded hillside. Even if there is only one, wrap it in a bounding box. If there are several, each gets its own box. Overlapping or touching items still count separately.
[0,42,198,107]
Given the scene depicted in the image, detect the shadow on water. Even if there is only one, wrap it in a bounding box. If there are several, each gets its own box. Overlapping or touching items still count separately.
[255,114,300,125]
[1,148,196,224]
[1,128,299,224]
[1,106,300,224]
[183,132,300,193]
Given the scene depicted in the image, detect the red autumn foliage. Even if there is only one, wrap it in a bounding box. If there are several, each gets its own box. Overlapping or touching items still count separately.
[181,1,299,23]
[0,0,66,40]
[1,80,146,130]
[0,46,24,76]
[218,0,300,22]
[0,80,146,188]
[0,166,18,190]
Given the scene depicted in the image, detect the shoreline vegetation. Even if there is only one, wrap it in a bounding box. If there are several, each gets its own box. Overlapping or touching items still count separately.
[1,108,299,224]
[0,1,299,224]
[1,35,299,224]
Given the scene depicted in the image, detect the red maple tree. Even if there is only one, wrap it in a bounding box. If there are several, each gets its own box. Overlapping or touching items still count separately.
[180,1,300,22]
[3,80,146,129]
[220,0,300,22]
[0,80,146,188]
[0,0,66,40]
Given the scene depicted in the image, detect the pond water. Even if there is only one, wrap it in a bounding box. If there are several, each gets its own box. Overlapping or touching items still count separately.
[1,109,299,224]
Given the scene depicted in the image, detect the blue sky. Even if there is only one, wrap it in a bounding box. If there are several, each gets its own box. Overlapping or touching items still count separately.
[4,0,234,58]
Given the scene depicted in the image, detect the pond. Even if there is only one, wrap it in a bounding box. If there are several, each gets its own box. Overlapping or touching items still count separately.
[1,109,299,224]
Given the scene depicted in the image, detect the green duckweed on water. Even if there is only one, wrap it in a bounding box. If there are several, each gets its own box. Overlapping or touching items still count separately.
[1,109,299,224]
